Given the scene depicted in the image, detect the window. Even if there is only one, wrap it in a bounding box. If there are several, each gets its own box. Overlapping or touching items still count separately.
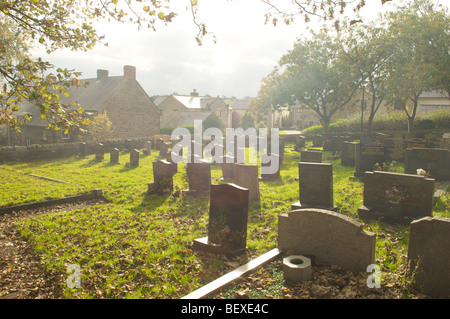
[61,130,70,140]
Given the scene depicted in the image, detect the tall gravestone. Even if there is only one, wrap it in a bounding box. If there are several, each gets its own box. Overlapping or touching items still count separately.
[183,161,211,197]
[148,160,178,195]
[341,142,357,166]
[129,149,139,167]
[292,162,336,210]
[220,154,235,181]
[142,141,152,155]
[404,147,450,181]
[233,164,260,202]
[358,171,434,223]
[110,148,119,164]
[407,216,450,298]
[79,142,87,158]
[278,208,376,273]
[193,183,250,257]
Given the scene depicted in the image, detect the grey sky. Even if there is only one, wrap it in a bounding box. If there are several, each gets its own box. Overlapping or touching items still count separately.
[30,0,394,99]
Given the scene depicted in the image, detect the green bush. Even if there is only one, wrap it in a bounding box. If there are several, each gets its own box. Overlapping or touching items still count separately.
[303,109,450,133]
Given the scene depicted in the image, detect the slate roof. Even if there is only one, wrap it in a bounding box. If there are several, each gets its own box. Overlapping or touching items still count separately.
[16,75,127,127]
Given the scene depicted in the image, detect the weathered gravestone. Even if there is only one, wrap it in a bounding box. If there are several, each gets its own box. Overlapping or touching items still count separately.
[155,138,165,151]
[129,149,139,167]
[232,164,260,202]
[158,142,170,158]
[341,142,358,166]
[442,132,450,150]
[193,183,250,257]
[183,161,211,197]
[110,148,119,164]
[292,162,336,211]
[404,147,450,181]
[259,153,281,181]
[385,138,407,161]
[220,155,235,181]
[293,135,306,151]
[353,143,387,179]
[147,160,178,195]
[407,216,450,298]
[95,143,105,161]
[79,142,87,158]
[300,150,322,163]
[142,141,152,155]
[358,171,434,223]
[312,135,323,148]
[278,208,376,272]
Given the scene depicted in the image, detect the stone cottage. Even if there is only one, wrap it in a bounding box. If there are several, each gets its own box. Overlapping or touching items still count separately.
[12,65,160,145]
[156,89,230,129]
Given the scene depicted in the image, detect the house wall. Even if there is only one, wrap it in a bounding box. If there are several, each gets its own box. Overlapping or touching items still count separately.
[157,96,186,127]
[208,99,229,128]
[105,80,160,138]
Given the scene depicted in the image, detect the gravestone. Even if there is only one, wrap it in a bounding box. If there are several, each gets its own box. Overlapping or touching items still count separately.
[293,135,306,151]
[232,164,260,202]
[259,153,281,180]
[79,142,87,157]
[341,142,357,166]
[110,148,119,164]
[407,137,428,149]
[278,208,376,273]
[300,150,322,163]
[158,142,170,158]
[155,138,165,151]
[183,161,211,197]
[129,149,139,167]
[148,160,178,195]
[353,143,387,179]
[407,216,450,298]
[292,162,336,210]
[358,171,434,223]
[404,147,450,181]
[442,132,450,150]
[142,141,152,155]
[189,140,203,163]
[95,143,105,161]
[193,183,250,257]
[220,155,235,181]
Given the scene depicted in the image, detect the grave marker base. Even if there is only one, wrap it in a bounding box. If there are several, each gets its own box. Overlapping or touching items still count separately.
[193,236,247,258]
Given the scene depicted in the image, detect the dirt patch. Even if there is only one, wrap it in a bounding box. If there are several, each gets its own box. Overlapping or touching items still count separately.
[0,200,102,299]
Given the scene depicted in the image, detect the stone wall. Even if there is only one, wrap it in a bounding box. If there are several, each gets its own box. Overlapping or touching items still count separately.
[0,137,154,163]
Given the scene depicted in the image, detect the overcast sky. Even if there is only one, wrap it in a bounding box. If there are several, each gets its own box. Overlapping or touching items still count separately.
[30,0,396,99]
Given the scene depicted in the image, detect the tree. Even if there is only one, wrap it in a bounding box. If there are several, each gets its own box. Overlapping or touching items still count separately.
[80,111,113,142]
[340,20,393,135]
[0,0,177,133]
[239,112,255,130]
[384,0,450,132]
[267,31,362,134]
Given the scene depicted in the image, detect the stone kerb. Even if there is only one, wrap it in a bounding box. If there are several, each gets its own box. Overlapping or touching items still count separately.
[358,171,434,222]
[407,216,450,298]
[278,208,376,273]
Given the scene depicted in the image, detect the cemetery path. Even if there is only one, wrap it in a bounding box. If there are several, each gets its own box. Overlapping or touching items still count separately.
[0,201,101,299]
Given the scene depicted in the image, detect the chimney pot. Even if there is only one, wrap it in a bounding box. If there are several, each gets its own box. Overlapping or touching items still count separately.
[97,69,109,79]
[124,65,136,80]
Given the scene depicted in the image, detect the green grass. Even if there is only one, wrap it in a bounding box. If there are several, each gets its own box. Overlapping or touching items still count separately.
[1,144,448,299]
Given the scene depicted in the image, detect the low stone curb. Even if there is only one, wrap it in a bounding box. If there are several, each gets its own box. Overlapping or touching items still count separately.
[0,189,104,216]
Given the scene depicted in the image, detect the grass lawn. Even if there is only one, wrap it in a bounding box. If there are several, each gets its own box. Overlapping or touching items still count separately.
[1,142,448,299]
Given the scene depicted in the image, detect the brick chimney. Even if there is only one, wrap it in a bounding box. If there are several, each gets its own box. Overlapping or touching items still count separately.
[123,65,136,80]
[97,69,109,79]
[191,89,199,97]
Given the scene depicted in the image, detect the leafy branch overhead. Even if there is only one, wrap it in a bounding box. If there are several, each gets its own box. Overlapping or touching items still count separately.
[0,0,396,133]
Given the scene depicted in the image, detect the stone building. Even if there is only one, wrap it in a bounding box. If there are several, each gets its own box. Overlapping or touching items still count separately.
[12,65,160,145]
[156,89,230,129]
